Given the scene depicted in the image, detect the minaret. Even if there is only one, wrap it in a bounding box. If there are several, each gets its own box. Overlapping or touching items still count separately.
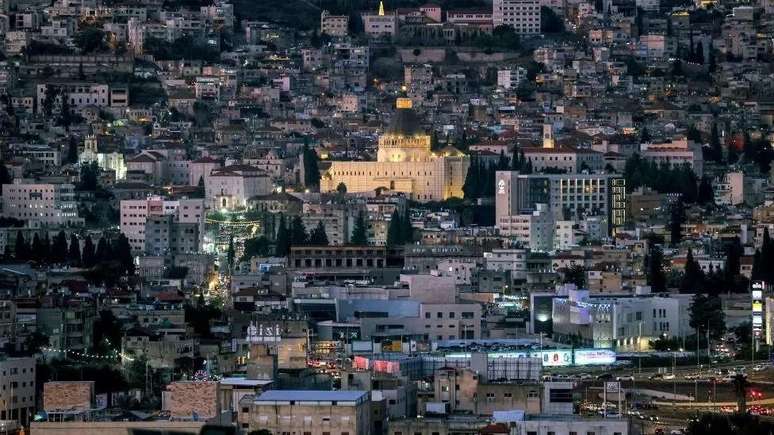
[378,0,385,16]
[542,123,555,149]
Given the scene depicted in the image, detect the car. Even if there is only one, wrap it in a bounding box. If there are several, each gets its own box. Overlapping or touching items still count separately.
[578,373,593,380]
[596,373,614,380]
[663,374,676,380]
[617,375,635,381]
[752,364,768,372]
[649,373,664,380]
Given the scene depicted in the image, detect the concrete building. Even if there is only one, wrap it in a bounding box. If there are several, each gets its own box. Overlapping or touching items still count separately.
[551,288,690,350]
[321,98,469,202]
[640,136,704,177]
[714,171,745,206]
[0,357,35,425]
[205,165,273,210]
[143,214,200,256]
[496,203,554,251]
[434,367,542,415]
[119,196,205,253]
[1,181,82,228]
[321,10,349,36]
[495,172,626,234]
[239,390,371,435]
[363,2,398,38]
[497,67,527,90]
[493,0,541,34]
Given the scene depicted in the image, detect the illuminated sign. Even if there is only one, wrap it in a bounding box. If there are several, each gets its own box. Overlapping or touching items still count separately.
[574,349,617,366]
[753,302,763,313]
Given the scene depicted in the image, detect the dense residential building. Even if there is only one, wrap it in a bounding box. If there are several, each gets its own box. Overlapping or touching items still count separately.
[493,0,541,34]
[1,181,82,228]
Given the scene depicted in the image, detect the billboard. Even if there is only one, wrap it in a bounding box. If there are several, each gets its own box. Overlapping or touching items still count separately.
[574,349,616,366]
[752,281,766,338]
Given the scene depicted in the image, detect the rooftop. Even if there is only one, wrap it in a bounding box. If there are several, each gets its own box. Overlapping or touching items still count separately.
[255,390,368,403]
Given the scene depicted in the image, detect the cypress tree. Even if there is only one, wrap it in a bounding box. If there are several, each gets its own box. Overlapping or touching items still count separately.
[274,215,290,257]
[350,211,368,245]
[52,231,68,264]
[96,237,111,262]
[15,231,27,261]
[31,233,44,263]
[399,207,413,245]
[386,209,402,247]
[115,233,134,275]
[290,216,308,245]
[68,234,81,266]
[309,222,329,246]
[82,235,96,268]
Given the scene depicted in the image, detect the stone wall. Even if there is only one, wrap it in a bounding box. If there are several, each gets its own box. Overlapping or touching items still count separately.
[43,382,94,412]
[165,381,219,419]
[31,421,204,435]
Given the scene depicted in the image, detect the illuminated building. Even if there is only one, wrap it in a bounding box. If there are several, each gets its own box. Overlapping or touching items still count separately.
[321,97,470,202]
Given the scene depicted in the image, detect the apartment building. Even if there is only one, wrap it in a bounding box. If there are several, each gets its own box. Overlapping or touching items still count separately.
[0,357,36,425]
[120,196,205,253]
[321,10,349,36]
[493,0,541,34]
[1,181,82,228]
[239,390,371,435]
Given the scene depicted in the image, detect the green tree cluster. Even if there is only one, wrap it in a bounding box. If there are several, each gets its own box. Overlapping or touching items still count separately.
[350,211,368,245]
[689,293,726,340]
[302,144,321,189]
[386,208,413,247]
[752,227,774,284]
[624,154,698,202]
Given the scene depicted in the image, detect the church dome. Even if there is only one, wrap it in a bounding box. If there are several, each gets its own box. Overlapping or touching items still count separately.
[385,98,424,136]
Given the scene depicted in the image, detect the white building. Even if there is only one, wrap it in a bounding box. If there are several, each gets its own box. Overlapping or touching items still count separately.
[484,248,528,281]
[497,67,527,90]
[714,171,744,206]
[205,164,273,210]
[79,135,127,179]
[0,357,35,425]
[120,196,205,253]
[552,288,692,350]
[493,0,541,34]
[496,203,554,251]
[640,136,704,177]
[1,181,81,228]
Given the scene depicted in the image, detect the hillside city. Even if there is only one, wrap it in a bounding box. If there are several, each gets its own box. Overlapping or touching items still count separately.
[0,0,773,434]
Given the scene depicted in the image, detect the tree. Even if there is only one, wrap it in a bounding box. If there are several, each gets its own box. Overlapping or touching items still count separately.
[115,233,134,275]
[66,136,78,164]
[540,6,565,33]
[350,211,368,245]
[74,27,107,53]
[308,222,329,246]
[669,200,685,246]
[78,161,99,191]
[68,234,81,266]
[242,236,271,261]
[52,231,68,264]
[563,265,586,288]
[645,244,667,292]
[709,122,722,163]
[290,216,308,245]
[82,235,96,267]
[0,161,12,185]
[96,237,111,261]
[274,215,291,257]
[226,235,235,269]
[14,231,27,261]
[689,293,725,340]
[302,145,321,189]
[462,156,480,199]
[680,248,705,293]
[31,233,44,263]
[386,209,402,247]
[697,177,714,205]
[399,207,413,245]
[336,182,347,195]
